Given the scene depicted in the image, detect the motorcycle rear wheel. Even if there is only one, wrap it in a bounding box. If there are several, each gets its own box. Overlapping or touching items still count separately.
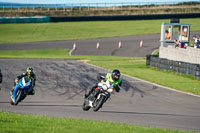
[82,100,91,111]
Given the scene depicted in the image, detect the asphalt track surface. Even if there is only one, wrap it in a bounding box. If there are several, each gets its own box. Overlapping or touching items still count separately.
[0,34,161,57]
[0,34,200,132]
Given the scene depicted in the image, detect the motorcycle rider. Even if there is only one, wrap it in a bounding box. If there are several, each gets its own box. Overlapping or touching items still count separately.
[10,67,36,95]
[85,69,122,99]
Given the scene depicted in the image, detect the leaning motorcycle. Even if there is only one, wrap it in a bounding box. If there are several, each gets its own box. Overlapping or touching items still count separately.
[10,76,32,105]
[82,80,114,112]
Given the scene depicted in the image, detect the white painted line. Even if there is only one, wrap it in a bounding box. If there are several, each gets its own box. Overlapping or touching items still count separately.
[128,80,144,83]
[80,60,200,98]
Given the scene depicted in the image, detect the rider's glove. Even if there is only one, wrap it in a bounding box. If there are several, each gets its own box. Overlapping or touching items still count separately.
[115,85,120,93]
[116,88,120,93]
[97,75,105,81]
[15,78,19,83]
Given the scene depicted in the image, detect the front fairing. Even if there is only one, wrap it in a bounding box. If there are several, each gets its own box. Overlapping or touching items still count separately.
[98,80,114,91]
[17,80,31,89]
[12,79,31,102]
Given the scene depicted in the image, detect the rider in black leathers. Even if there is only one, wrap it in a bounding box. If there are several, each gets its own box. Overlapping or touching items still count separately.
[10,67,36,95]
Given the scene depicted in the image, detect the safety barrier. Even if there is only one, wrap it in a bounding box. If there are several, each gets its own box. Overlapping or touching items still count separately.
[0,13,199,23]
[0,16,50,23]
[146,55,200,79]
[159,46,200,64]
[50,13,200,22]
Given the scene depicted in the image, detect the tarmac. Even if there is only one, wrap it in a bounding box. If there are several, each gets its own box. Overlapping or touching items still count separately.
[0,33,200,131]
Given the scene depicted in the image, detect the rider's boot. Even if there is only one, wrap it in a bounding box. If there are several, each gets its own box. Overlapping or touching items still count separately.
[84,86,96,98]
[28,89,35,95]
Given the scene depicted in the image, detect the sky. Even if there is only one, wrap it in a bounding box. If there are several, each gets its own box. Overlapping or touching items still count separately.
[0,0,199,4]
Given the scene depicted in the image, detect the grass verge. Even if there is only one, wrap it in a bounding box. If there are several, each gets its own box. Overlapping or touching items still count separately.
[0,111,195,133]
[0,49,199,95]
[0,18,200,44]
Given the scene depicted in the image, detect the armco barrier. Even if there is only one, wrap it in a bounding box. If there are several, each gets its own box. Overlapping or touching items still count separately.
[146,55,200,79]
[0,16,50,23]
[50,13,200,22]
[1,13,199,23]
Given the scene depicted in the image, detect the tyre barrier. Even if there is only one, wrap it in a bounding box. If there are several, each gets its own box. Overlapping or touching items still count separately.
[146,55,200,79]
[0,16,50,23]
[50,13,200,22]
[1,13,200,23]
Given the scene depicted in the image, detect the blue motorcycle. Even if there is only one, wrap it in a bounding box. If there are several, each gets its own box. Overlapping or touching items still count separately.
[10,76,32,105]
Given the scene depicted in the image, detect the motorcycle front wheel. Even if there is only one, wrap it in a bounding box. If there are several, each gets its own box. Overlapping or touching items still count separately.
[12,89,22,105]
[93,95,106,112]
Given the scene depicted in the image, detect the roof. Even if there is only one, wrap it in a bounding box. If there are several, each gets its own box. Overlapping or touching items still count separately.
[161,22,191,26]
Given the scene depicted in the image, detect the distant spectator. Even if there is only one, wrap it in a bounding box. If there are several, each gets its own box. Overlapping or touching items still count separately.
[177,27,188,41]
[165,30,171,40]
[181,27,188,40]
[174,40,187,49]
[193,35,200,48]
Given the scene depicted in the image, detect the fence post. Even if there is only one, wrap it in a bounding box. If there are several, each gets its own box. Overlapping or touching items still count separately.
[26,4,28,13]
[146,55,151,66]
[88,4,90,10]
[113,4,115,11]
[11,4,12,13]
[33,5,35,12]
[195,65,200,79]
[40,5,42,12]
[3,4,4,12]
[48,4,50,12]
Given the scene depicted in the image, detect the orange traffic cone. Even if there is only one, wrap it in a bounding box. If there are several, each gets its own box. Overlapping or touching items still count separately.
[118,41,122,48]
[96,42,100,49]
[140,40,143,47]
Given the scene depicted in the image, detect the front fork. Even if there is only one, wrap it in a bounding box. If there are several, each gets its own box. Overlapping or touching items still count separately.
[11,84,20,103]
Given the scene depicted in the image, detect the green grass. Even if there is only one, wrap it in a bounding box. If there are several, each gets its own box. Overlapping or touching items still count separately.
[151,49,159,55]
[0,49,199,95]
[0,19,200,132]
[0,18,200,44]
[0,111,194,133]
[89,57,200,95]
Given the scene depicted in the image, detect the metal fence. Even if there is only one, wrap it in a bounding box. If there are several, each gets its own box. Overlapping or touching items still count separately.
[1,1,199,17]
[0,1,199,11]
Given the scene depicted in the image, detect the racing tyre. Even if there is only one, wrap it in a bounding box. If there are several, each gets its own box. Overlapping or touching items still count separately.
[82,100,91,111]
[14,89,22,105]
[10,99,14,105]
[93,95,106,112]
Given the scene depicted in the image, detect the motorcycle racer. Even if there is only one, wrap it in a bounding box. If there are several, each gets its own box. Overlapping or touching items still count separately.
[10,67,36,95]
[85,69,122,99]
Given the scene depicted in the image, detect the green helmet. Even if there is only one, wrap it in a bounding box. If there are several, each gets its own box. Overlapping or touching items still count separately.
[26,67,34,77]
